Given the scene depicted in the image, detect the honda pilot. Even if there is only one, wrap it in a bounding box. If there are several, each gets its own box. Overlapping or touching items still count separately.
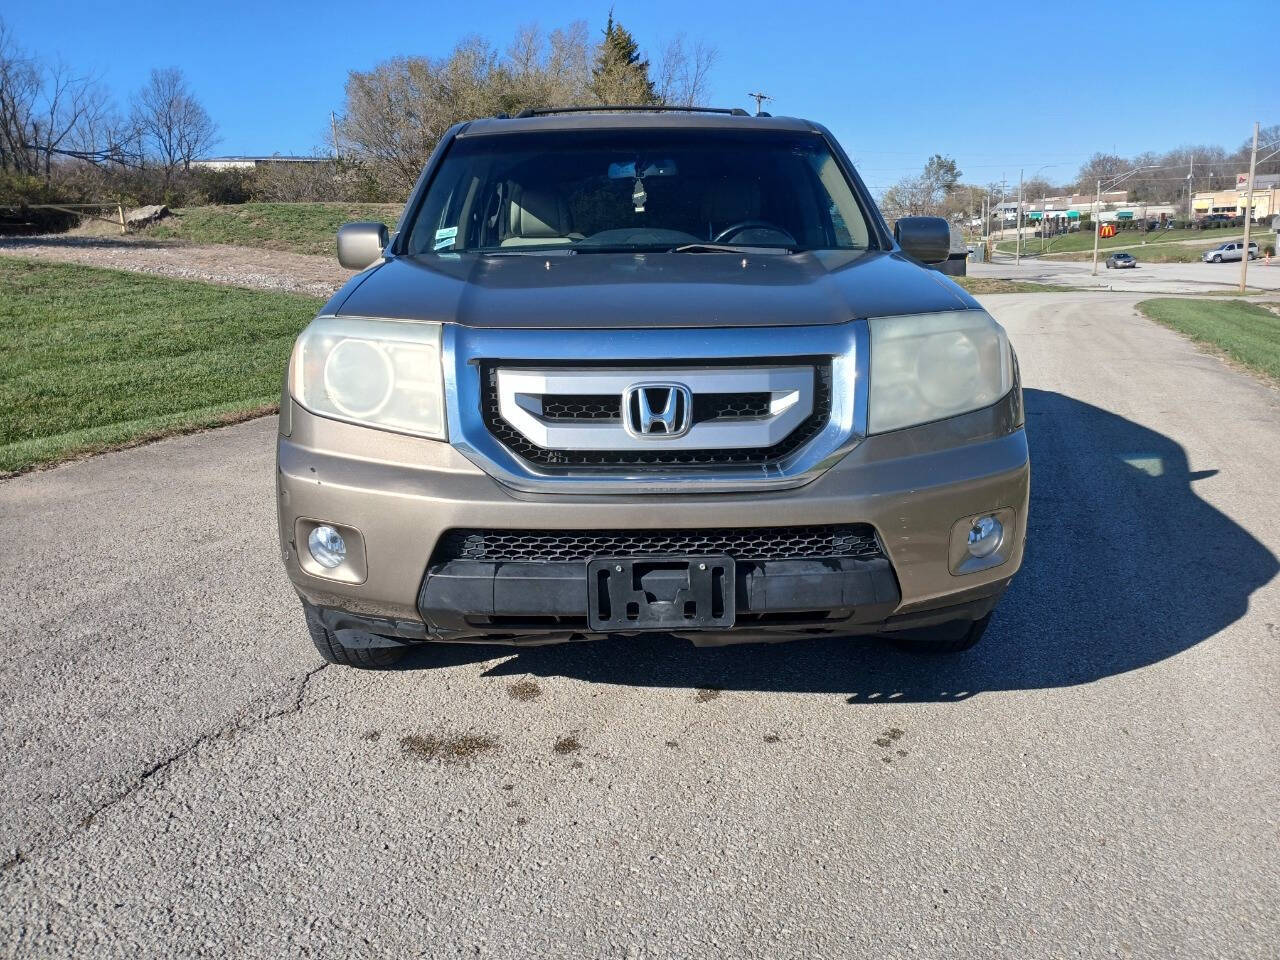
[276,107,1029,668]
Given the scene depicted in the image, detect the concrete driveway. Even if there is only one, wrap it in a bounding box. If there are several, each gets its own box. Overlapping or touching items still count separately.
[971,253,1280,293]
[2,293,1277,958]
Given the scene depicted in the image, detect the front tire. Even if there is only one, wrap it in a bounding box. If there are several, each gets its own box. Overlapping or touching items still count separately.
[1212,255,1222,263]
[303,603,407,669]
[890,613,992,654]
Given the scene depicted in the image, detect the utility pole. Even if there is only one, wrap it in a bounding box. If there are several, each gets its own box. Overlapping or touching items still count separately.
[1091,178,1102,275]
[1042,186,1048,253]
[982,194,988,254]
[1015,169,1024,266]
[330,111,341,161]
[1187,157,1194,224]
[1239,121,1259,293]
[747,92,772,116]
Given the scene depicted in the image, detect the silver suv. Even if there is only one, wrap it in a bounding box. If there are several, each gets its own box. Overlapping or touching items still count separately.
[1202,241,1259,263]
[276,107,1029,668]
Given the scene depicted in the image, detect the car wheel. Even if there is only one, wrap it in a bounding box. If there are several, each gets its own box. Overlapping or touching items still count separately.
[302,602,408,669]
[1212,255,1222,263]
[889,613,992,654]
[1105,262,1111,269]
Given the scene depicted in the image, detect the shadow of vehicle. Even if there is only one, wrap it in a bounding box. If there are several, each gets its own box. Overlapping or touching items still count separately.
[0,234,175,251]
[398,389,1276,702]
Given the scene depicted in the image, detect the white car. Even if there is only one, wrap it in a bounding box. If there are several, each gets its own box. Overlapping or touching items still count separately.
[1202,242,1259,263]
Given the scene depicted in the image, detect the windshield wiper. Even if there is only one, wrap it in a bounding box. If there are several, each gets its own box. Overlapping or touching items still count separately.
[671,242,795,255]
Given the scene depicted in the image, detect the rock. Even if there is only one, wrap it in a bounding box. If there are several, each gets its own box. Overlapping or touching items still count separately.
[125,204,170,228]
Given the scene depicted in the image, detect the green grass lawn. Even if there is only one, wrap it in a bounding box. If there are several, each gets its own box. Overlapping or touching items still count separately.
[996,226,1277,257]
[1137,298,1280,383]
[0,258,322,476]
[144,202,402,256]
[1046,243,1251,264]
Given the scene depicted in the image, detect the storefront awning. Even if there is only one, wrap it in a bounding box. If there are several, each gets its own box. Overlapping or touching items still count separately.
[1116,211,1134,219]
[1028,212,1042,220]
[1066,210,1080,219]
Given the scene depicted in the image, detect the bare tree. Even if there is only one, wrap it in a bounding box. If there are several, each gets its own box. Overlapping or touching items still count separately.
[341,49,490,194]
[880,155,963,218]
[0,18,40,173]
[342,24,600,194]
[504,21,592,109]
[130,67,217,187]
[340,18,719,195]
[655,35,717,107]
[30,61,114,179]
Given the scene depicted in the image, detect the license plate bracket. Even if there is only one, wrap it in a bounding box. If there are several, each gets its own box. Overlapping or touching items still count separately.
[586,555,735,632]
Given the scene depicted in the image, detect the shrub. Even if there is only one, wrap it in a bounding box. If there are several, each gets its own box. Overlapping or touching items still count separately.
[191,167,256,204]
[0,171,80,234]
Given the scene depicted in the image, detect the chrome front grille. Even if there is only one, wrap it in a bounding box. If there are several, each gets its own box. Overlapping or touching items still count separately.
[540,392,771,422]
[480,361,831,468]
[442,322,865,494]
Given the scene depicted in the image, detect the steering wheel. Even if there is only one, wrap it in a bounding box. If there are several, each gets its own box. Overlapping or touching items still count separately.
[713,220,797,245]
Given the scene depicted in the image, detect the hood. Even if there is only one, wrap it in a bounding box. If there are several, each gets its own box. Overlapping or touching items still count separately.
[332,249,976,328]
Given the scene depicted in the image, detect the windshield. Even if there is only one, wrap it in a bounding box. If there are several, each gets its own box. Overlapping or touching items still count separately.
[403,129,873,255]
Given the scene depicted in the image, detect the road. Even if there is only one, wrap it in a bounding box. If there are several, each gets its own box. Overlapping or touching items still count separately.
[2,293,1277,959]
[971,252,1280,294]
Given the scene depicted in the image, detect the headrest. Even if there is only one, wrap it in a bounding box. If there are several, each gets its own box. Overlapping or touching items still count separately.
[508,187,571,238]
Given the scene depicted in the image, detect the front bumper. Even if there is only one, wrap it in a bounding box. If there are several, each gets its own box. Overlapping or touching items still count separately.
[277,387,1029,644]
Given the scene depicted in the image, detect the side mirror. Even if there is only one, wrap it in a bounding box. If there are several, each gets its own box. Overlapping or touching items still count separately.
[337,221,389,270]
[894,216,951,265]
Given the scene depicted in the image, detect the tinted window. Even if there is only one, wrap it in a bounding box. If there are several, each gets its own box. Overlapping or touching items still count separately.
[403,129,873,255]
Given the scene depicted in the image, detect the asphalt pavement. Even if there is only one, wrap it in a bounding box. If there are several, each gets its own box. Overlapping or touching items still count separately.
[2,293,1277,958]
[970,252,1280,293]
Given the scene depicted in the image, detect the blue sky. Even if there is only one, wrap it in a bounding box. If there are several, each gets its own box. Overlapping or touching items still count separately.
[8,0,1268,196]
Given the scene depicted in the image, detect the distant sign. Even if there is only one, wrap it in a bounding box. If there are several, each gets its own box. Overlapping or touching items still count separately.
[1099,223,1117,238]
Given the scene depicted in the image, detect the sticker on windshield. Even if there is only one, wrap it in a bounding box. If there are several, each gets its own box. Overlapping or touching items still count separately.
[433,226,458,250]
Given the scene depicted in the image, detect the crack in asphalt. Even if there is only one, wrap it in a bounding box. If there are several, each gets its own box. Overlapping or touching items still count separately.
[1,663,328,874]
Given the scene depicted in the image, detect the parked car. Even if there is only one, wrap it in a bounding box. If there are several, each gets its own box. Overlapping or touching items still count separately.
[278,106,1028,668]
[1202,242,1259,263]
[1105,252,1137,269]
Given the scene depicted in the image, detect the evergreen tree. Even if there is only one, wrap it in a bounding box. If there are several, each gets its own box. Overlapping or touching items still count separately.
[589,12,658,105]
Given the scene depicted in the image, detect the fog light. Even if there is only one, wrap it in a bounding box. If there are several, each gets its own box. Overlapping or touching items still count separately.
[308,525,346,569]
[966,515,1004,559]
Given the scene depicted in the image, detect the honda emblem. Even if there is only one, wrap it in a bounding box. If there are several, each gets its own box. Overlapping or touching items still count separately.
[622,383,692,439]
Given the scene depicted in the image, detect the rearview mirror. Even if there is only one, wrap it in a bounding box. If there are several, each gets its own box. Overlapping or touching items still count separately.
[337,221,389,270]
[894,216,951,265]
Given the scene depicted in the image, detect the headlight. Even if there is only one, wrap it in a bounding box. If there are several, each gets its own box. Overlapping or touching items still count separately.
[868,310,1011,433]
[289,316,446,439]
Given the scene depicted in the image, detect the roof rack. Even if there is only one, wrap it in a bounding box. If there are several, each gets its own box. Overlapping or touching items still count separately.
[511,105,752,120]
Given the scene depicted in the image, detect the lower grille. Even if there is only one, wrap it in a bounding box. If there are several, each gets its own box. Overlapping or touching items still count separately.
[432,524,884,564]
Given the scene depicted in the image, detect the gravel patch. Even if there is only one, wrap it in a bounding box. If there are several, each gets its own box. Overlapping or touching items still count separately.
[0,234,350,298]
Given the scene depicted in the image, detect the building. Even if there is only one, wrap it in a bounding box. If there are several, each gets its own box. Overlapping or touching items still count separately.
[191,155,327,171]
[999,191,1155,226]
[1193,175,1280,221]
